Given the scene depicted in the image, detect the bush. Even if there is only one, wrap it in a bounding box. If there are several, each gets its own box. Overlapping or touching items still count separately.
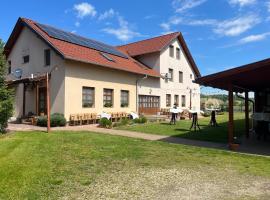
[202,112,211,117]
[113,118,131,127]
[133,116,147,124]
[99,118,112,128]
[36,113,66,127]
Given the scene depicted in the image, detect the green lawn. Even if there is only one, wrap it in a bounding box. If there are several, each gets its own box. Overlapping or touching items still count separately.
[0,131,270,199]
[116,112,245,143]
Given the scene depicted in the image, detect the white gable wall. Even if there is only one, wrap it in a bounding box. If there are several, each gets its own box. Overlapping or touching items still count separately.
[137,38,200,111]
[7,27,65,118]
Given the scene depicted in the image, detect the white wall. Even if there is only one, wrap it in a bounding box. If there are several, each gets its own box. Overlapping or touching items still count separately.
[7,27,65,118]
[137,38,200,111]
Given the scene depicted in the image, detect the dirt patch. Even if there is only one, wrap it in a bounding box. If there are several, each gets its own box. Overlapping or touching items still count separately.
[65,167,270,200]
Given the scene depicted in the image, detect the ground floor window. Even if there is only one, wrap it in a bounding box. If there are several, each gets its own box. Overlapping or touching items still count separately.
[104,89,113,107]
[174,95,179,106]
[166,94,171,107]
[82,87,95,108]
[181,95,186,107]
[120,90,129,107]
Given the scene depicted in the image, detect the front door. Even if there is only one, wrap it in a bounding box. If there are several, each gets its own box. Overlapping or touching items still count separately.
[139,95,160,115]
[38,87,47,115]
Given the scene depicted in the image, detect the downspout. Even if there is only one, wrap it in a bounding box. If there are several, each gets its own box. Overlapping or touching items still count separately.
[136,75,148,113]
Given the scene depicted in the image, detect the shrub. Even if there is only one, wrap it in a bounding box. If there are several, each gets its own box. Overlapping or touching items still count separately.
[99,118,112,128]
[202,112,211,117]
[36,113,66,127]
[50,113,66,127]
[133,116,147,124]
[113,118,131,127]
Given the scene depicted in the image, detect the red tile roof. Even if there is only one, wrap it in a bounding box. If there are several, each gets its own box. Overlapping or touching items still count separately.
[4,18,160,78]
[117,32,180,57]
[118,32,201,77]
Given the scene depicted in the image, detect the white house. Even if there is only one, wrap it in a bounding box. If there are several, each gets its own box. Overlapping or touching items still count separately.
[119,32,201,114]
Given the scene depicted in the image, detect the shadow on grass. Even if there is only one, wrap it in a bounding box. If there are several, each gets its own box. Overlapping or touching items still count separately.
[164,119,245,144]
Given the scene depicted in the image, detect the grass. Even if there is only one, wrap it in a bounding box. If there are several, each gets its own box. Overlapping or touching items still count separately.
[116,112,245,143]
[0,131,270,199]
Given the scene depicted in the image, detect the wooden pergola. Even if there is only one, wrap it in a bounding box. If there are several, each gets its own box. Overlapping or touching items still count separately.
[195,58,270,144]
[7,73,51,132]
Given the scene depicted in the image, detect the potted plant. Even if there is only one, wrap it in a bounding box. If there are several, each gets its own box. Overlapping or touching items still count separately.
[104,102,113,108]
[121,103,128,108]
[229,137,240,151]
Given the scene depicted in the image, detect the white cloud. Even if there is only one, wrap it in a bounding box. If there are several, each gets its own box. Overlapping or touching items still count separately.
[266,1,270,12]
[98,8,116,21]
[160,16,182,32]
[214,15,260,36]
[103,16,142,41]
[229,0,256,7]
[187,19,217,26]
[160,23,171,31]
[172,0,207,13]
[75,21,80,27]
[239,32,270,44]
[144,15,156,20]
[74,2,97,19]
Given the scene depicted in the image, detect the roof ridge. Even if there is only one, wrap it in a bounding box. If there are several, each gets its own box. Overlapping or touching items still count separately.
[117,32,180,47]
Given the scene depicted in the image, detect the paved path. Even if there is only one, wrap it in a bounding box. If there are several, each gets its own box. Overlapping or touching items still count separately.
[7,123,227,150]
[7,123,270,156]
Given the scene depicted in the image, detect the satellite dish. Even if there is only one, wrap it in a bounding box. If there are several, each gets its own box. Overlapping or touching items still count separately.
[13,68,23,79]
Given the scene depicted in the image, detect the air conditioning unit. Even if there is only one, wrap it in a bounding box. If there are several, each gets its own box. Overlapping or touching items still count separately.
[165,73,172,79]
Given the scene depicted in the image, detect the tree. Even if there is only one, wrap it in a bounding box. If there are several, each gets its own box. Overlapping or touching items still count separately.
[0,39,13,133]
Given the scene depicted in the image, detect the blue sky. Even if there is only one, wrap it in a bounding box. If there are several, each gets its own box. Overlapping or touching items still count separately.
[1,0,269,83]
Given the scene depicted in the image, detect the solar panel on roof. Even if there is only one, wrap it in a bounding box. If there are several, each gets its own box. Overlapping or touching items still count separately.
[36,23,128,59]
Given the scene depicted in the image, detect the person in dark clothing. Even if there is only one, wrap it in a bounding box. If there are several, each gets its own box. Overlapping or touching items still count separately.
[170,104,178,125]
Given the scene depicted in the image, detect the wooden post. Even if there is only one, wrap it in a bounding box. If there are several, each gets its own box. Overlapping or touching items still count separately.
[46,73,50,132]
[228,84,234,144]
[36,84,39,115]
[23,83,26,117]
[245,91,249,138]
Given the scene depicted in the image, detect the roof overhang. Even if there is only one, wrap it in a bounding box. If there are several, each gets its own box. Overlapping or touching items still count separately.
[195,58,270,92]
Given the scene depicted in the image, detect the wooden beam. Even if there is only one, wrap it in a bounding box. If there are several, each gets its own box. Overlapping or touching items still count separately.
[228,84,234,144]
[22,83,26,117]
[245,91,250,138]
[46,73,51,132]
[36,84,39,115]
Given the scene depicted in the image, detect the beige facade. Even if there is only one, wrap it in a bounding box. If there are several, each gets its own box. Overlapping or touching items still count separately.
[7,27,65,118]
[7,26,139,120]
[64,61,137,119]
[137,39,201,111]
[7,24,200,121]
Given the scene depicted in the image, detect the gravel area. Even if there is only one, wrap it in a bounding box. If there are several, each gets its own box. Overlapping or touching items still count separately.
[64,167,270,200]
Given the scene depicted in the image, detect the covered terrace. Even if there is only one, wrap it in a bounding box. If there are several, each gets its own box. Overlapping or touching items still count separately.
[196,58,270,146]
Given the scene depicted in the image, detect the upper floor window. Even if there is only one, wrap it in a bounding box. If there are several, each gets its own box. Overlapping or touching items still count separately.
[121,90,129,107]
[179,71,183,83]
[8,61,11,74]
[44,49,51,66]
[176,48,180,60]
[168,68,173,82]
[190,74,193,80]
[104,88,113,107]
[166,94,171,107]
[23,55,29,64]
[169,45,174,57]
[82,87,95,108]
